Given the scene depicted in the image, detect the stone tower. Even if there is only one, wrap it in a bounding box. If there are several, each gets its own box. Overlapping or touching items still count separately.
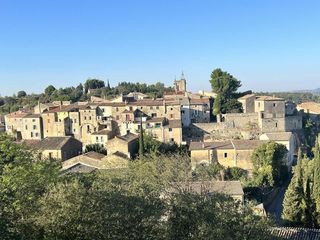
[174,72,187,93]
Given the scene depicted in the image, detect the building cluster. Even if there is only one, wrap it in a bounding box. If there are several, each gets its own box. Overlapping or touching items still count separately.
[4,76,211,170]
[190,94,304,174]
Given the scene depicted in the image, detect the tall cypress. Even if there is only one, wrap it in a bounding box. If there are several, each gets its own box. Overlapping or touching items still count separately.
[139,120,144,157]
[313,136,320,226]
[282,154,305,226]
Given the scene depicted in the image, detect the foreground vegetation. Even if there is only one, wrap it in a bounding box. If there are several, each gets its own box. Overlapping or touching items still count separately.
[282,137,320,228]
[0,135,279,239]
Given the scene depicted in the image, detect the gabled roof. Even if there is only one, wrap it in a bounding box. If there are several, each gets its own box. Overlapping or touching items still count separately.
[238,94,256,100]
[91,129,112,136]
[256,95,284,101]
[116,133,139,142]
[31,137,78,150]
[297,101,320,114]
[189,140,266,151]
[271,227,320,239]
[262,132,293,141]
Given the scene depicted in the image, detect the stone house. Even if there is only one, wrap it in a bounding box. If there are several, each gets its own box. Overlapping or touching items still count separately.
[5,110,34,140]
[31,136,82,161]
[105,132,139,159]
[21,114,43,140]
[90,128,115,147]
[189,139,267,173]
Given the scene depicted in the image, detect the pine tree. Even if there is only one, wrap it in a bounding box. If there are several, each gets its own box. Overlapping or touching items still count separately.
[139,120,144,157]
[282,155,306,226]
[107,79,111,90]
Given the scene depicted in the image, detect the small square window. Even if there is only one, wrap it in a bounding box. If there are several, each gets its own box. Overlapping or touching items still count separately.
[169,128,172,132]
[224,153,228,158]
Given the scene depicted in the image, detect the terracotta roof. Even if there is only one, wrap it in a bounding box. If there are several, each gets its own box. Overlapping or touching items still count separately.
[5,110,32,118]
[238,94,256,100]
[116,132,138,142]
[189,140,266,151]
[172,181,244,196]
[297,101,320,114]
[91,129,112,135]
[146,117,166,123]
[232,140,266,150]
[262,132,293,141]
[189,141,232,151]
[271,227,320,239]
[31,137,77,150]
[256,95,284,101]
[23,114,41,118]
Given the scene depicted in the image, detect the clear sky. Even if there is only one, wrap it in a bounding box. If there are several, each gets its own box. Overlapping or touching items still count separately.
[1,0,320,96]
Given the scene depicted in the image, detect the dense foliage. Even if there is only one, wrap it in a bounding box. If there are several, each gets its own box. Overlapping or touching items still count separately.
[0,135,277,239]
[210,68,243,114]
[84,143,108,155]
[282,139,320,228]
[251,141,288,187]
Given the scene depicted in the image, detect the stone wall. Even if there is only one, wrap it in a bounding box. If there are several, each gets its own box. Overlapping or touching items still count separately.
[285,115,303,131]
[222,113,259,128]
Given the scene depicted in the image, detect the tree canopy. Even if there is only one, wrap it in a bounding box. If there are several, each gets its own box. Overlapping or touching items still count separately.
[210,68,242,114]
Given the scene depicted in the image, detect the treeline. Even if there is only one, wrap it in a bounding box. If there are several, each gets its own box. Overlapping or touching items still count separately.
[0,135,278,240]
[0,79,173,114]
[255,92,320,104]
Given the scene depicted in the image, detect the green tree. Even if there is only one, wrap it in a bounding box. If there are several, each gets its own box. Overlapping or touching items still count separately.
[210,68,242,114]
[251,141,288,187]
[17,90,27,98]
[44,85,56,96]
[84,79,105,93]
[85,144,107,155]
[139,122,145,157]
[313,136,320,226]
[282,155,306,226]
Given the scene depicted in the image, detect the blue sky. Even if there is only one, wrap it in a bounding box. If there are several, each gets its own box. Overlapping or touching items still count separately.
[1,0,320,96]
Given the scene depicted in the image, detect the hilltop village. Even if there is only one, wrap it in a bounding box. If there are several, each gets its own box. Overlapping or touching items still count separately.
[2,74,311,175]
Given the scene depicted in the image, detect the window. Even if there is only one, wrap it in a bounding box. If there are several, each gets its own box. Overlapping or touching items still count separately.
[129,106,133,111]
[87,125,90,132]
[35,133,39,137]
[224,153,228,158]
[273,103,277,107]
[170,114,174,118]
[96,136,99,142]
[156,106,159,110]
[31,132,33,137]
[25,125,28,130]
[155,123,161,128]
[116,107,119,112]
[181,110,185,114]
[74,119,77,123]
[102,108,105,112]
[89,116,92,120]
[33,125,36,130]
[275,123,278,128]
[116,115,120,120]
[169,128,172,132]
[170,107,173,110]
[74,129,76,133]
[84,116,87,120]
[32,119,36,122]
[101,136,103,142]
[48,119,50,123]
[150,106,154,110]
[140,106,143,109]
[170,138,174,142]
[258,102,260,107]
[49,152,52,159]
[151,113,157,118]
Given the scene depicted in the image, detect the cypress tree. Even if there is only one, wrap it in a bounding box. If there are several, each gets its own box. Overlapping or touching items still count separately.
[139,120,144,157]
[282,154,305,226]
[312,136,320,226]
